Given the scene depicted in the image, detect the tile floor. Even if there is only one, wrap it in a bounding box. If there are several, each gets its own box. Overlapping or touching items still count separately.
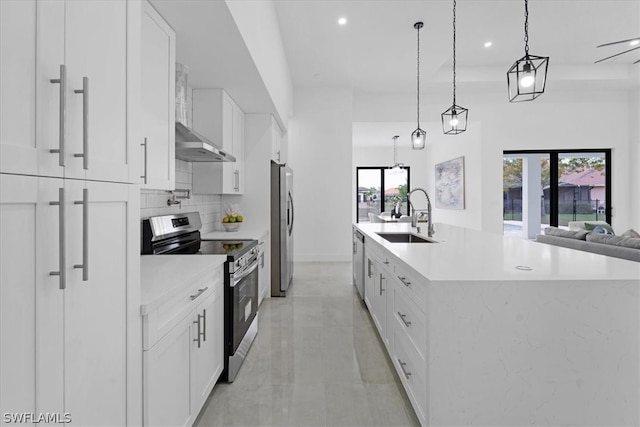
[195,262,420,427]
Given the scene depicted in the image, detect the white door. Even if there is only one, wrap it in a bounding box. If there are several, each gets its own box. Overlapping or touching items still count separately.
[63,179,130,425]
[141,0,175,190]
[221,96,235,194]
[144,313,196,427]
[1,175,39,422]
[0,175,66,422]
[193,287,224,410]
[0,1,66,178]
[232,103,244,194]
[64,0,129,183]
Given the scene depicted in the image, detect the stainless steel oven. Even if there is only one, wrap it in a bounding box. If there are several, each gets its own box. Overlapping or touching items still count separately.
[226,248,259,381]
[141,211,260,383]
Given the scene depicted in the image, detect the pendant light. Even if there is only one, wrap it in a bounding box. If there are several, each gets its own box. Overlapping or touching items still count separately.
[411,22,426,150]
[389,135,404,174]
[506,0,549,102]
[441,0,468,135]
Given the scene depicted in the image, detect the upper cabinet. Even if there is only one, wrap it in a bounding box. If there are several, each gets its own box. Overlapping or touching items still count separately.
[271,117,285,164]
[0,0,136,183]
[192,89,245,195]
[140,0,176,190]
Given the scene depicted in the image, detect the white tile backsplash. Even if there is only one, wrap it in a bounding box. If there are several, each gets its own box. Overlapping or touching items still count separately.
[140,159,223,234]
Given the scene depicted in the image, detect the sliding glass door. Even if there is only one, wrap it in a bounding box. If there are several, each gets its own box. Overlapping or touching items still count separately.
[356,167,410,223]
[503,149,611,237]
[555,152,609,227]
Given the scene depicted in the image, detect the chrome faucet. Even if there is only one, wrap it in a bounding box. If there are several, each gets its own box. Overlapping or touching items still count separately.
[407,187,435,237]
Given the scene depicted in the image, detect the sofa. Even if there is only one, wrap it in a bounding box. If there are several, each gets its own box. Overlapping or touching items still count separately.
[536,221,640,262]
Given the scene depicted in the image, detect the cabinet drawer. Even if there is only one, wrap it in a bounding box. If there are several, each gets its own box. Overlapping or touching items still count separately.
[392,321,427,423]
[143,266,222,350]
[392,283,426,360]
[393,260,425,307]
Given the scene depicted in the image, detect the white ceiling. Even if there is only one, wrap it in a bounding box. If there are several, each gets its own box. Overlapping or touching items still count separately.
[274,0,640,95]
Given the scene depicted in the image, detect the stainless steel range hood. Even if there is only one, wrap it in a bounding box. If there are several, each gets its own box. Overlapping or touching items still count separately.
[175,122,236,162]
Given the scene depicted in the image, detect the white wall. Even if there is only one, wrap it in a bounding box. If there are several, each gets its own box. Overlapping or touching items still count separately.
[354,89,636,234]
[225,0,293,129]
[141,159,223,234]
[352,126,482,231]
[288,88,353,261]
[631,68,640,227]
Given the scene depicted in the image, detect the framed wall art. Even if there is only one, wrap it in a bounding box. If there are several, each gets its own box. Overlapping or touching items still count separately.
[435,156,465,209]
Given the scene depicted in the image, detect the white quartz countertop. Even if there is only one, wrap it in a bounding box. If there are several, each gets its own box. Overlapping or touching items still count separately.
[201,227,268,241]
[355,222,640,282]
[140,255,227,315]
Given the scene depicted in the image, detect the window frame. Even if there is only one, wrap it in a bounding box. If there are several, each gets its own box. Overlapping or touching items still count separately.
[503,149,612,227]
[355,166,411,223]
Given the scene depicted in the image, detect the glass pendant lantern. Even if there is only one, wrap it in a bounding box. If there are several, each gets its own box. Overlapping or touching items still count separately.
[441,0,468,135]
[411,22,426,149]
[507,0,549,102]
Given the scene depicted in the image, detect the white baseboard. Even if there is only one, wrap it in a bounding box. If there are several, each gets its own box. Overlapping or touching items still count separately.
[294,253,352,262]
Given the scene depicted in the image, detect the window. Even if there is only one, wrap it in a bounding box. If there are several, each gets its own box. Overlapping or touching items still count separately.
[356,167,410,223]
[503,149,611,237]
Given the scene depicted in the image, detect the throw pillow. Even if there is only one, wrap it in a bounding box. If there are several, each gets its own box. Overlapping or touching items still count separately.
[586,234,640,249]
[621,229,640,239]
[585,222,615,235]
[544,227,589,240]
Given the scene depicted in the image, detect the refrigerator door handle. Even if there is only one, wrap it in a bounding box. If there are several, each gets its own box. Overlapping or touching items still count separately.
[287,192,294,235]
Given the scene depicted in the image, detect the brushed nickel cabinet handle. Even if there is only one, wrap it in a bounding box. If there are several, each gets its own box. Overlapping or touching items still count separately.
[397,276,411,287]
[397,311,411,327]
[234,170,240,191]
[73,77,89,169]
[140,137,148,184]
[73,188,89,281]
[190,287,208,301]
[367,259,372,278]
[379,273,385,295]
[201,309,207,342]
[49,65,66,166]
[193,315,202,348]
[398,359,412,380]
[49,188,66,289]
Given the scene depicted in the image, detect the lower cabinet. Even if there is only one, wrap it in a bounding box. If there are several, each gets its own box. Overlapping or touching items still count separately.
[364,246,391,351]
[363,239,428,426]
[0,173,138,425]
[143,274,223,427]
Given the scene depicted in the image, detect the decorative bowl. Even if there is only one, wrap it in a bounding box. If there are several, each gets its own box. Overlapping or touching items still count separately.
[222,222,240,232]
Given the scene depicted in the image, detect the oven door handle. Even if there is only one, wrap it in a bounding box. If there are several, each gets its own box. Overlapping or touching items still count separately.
[231,260,259,287]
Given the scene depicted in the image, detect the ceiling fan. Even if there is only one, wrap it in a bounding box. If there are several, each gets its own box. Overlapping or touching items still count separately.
[595,37,640,64]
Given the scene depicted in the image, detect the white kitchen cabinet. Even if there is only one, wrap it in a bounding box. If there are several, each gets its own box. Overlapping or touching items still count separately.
[140,0,175,190]
[0,0,136,184]
[271,117,285,164]
[0,0,58,178]
[0,174,137,426]
[193,288,224,410]
[192,89,245,194]
[144,311,195,427]
[257,232,270,305]
[0,174,42,419]
[364,246,385,346]
[142,268,224,427]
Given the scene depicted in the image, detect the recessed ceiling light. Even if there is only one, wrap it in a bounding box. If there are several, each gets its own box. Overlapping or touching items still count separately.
[338,17,347,25]
[630,39,640,46]
[484,41,492,48]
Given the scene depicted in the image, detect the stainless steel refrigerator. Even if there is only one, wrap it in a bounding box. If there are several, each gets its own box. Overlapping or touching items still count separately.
[271,161,294,296]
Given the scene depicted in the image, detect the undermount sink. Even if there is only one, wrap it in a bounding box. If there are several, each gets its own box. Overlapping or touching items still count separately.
[376,232,437,243]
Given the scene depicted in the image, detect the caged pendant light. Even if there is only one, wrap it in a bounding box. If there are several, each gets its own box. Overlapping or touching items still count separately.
[389,135,404,174]
[441,0,468,135]
[507,0,549,102]
[411,22,426,150]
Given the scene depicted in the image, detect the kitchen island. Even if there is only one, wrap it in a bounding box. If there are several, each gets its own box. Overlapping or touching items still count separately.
[354,222,640,427]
